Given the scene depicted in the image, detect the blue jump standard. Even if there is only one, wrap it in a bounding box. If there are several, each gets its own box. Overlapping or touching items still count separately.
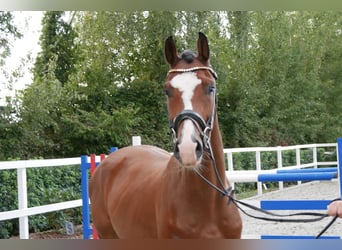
[258,172,337,182]
[260,200,331,210]
[277,167,337,174]
[81,147,118,239]
[260,139,342,240]
[261,235,340,239]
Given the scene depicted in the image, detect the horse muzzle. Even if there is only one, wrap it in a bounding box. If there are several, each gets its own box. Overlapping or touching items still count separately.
[170,110,210,168]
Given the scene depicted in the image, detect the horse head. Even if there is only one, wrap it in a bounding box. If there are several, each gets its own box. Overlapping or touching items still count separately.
[164,32,218,168]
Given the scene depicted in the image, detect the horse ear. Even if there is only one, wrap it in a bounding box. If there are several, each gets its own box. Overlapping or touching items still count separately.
[165,35,179,66]
[197,32,210,63]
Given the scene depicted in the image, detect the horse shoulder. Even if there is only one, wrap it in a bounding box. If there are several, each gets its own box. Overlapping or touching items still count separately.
[91,145,170,193]
[90,145,172,238]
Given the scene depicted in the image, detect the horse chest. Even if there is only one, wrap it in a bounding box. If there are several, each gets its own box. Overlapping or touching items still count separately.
[170,219,225,238]
[165,210,229,238]
[162,199,242,239]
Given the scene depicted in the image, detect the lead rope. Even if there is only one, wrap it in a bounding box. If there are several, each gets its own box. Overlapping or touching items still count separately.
[315,197,342,238]
[193,144,339,238]
[315,215,338,239]
[193,159,329,220]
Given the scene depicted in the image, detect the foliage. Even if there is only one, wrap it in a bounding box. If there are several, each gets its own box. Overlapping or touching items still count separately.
[33,11,78,86]
[113,79,170,149]
[3,11,341,160]
[0,102,25,159]
[0,11,22,66]
[218,11,342,148]
[0,12,23,159]
[0,165,81,238]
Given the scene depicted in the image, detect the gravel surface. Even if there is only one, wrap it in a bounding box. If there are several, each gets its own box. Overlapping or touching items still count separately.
[240,180,342,238]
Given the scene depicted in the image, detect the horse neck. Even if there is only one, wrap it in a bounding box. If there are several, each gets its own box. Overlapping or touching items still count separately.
[171,114,228,204]
[207,114,227,184]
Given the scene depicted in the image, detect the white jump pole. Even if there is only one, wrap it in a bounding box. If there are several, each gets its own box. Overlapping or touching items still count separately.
[132,136,141,146]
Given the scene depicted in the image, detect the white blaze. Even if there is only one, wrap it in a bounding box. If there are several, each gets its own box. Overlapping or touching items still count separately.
[170,72,201,110]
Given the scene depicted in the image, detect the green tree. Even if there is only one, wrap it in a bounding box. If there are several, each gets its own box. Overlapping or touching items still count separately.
[19,58,65,157]
[317,11,342,141]
[0,11,22,66]
[18,11,79,158]
[219,11,263,147]
[33,11,78,86]
[60,11,180,153]
[256,11,338,145]
[0,11,23,160]
[10,11,342,159]
[218,11,342,148]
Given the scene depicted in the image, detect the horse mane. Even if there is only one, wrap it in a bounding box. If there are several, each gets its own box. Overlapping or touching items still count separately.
[179,50,197,63]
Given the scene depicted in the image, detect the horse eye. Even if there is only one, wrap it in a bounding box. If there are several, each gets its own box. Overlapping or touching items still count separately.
[207,85,216,94]
[164,88,171,97]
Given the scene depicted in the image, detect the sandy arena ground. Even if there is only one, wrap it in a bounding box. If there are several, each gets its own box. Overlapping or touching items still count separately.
[240,180,342,238]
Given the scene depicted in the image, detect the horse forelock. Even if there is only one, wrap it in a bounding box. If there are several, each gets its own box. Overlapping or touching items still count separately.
[179,50,197,64]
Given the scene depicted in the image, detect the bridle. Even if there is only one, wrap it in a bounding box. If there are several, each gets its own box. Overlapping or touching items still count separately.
[166,66,339,239]
[168,66,217,151]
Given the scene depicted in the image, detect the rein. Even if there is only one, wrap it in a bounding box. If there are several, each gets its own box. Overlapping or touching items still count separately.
[194,139,340,239]
[167,66,339,239]
[192,144,329,223]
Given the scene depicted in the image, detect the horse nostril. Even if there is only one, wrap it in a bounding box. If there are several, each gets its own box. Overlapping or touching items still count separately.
[174,142,181,163]
[195,141,203,160]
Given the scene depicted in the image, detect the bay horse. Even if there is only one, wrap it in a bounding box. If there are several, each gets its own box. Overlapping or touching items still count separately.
[89,32,242,238]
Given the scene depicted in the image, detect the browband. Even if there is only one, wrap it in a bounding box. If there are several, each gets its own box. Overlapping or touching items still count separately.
[167,66,218,80]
